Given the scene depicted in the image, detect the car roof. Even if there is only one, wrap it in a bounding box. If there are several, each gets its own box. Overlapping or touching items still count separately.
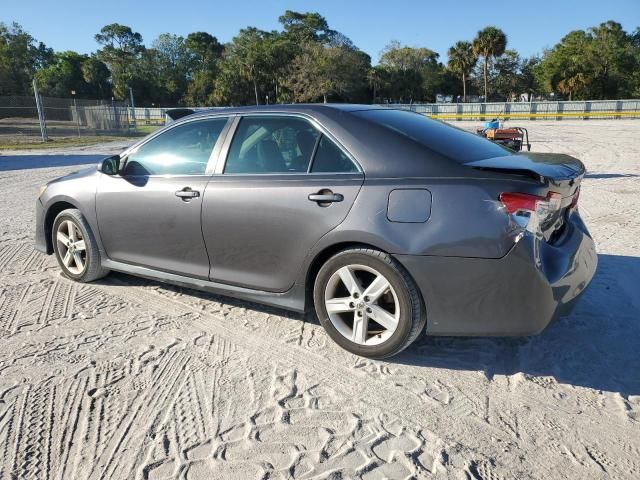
[188,103,387,117]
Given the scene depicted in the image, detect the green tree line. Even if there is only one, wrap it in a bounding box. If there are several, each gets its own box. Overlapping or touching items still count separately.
[1,12,639,105]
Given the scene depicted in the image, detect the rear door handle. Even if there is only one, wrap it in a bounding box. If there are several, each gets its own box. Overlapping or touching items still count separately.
[175,187,200,200]
[308,192,344,203]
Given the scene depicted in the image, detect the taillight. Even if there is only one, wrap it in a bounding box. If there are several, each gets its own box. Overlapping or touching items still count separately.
[500,191,562,234]
[499,192,544,214]
[500,192,561,214]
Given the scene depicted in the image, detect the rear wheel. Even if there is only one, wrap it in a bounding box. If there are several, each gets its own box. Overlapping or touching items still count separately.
[313,248,426,358]
[52,209,109,282]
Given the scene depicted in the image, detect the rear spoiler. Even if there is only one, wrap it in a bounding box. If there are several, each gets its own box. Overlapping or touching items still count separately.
[165,108,195,124]
[469,165,545,183]
[466,153,585,189]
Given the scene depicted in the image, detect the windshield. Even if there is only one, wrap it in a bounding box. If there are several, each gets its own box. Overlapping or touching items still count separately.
[353,109,511,163]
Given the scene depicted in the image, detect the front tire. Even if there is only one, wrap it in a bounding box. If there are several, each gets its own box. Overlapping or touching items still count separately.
[313,248,426,359]
[52,209,109,282]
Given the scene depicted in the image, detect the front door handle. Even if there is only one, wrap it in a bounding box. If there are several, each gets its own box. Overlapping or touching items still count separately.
[175,187,200,200]
[308,190,344,204]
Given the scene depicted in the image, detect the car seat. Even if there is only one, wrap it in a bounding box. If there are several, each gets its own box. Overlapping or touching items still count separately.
[257,140,286,172]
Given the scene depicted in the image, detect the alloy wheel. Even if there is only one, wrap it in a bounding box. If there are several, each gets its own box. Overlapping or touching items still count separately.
[56,220,87,275]
[324,264,400,346]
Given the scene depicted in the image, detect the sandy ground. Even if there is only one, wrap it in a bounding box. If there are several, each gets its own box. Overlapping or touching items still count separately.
[0,120,639,479]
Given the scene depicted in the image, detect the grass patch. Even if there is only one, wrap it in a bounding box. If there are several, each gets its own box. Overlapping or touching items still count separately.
[134,124,163,134]
[0,136,133,150]
[0,126,162,151]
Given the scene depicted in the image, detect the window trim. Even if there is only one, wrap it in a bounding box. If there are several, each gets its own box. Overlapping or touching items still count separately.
[118,114,234,178]
[215,113,362,176]
[306,134,322,174]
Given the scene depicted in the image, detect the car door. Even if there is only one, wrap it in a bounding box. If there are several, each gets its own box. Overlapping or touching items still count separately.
[96,116,230,279]
[201,114,364,292]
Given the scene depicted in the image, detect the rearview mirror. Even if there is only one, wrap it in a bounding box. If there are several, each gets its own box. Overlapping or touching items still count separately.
[99,155,120,175]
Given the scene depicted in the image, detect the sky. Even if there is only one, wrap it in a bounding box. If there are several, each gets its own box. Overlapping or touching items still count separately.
[3,0,639,62]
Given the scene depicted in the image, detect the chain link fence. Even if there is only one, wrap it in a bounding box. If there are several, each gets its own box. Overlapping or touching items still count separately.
[3,94,640,145]
[132,107,170,125]
[0,95,132,144]
[131,107,217,125]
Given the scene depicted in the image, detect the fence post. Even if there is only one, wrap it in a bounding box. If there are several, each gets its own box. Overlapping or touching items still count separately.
[129,87,137,129]
[72,94,81,137]
[557,101,564,121]
[111,97,118,131]
[584,101,591,121]
[32,79,48,142]
[125,102,131,134]
[529,100,536,121]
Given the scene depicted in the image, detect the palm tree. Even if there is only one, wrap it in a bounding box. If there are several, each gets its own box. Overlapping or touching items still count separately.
[472,27,507,101]
[447,41,477,102]
[557,73,590,101]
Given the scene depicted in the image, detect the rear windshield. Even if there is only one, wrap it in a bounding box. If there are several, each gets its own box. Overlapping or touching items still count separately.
[353,109,510,163]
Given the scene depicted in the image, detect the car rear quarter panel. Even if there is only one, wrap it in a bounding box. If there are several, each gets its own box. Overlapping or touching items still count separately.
[319,177,527,259]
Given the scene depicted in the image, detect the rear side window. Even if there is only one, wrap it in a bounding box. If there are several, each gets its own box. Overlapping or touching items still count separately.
[311,136,359,173]
[123,118,227,176]
[353,109,510,163]
[225,116,320,174]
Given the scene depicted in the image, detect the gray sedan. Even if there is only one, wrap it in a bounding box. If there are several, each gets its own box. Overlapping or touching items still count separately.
[35,105,597,358]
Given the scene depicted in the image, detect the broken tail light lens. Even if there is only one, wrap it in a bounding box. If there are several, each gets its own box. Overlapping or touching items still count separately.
[500,191,562,234]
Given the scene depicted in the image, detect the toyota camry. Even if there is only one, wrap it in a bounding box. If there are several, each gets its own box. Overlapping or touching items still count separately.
[35,105,597,358]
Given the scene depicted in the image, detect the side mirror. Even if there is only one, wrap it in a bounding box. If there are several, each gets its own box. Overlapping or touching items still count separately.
[99,155,120,175]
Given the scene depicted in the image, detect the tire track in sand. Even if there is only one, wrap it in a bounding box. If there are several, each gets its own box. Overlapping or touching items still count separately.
[92,275,514,466]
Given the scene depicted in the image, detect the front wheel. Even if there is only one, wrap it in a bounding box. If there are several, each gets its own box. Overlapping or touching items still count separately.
[313,248,426,359]
[52,209,109,282]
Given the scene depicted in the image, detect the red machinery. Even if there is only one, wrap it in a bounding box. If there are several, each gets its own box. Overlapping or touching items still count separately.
[477,120,531,152]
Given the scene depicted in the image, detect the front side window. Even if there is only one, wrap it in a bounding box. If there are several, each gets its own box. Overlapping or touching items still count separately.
[224,116,320,174]
[123,118,227,176]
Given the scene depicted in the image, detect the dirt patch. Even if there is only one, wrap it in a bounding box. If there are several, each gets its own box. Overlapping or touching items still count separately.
[0,120,639,479]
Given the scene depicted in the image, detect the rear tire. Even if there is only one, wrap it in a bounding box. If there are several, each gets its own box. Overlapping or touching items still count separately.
[52,209,109,283]
[313,248,426,359]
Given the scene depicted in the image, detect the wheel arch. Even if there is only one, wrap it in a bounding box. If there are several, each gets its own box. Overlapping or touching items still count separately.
[43,200,80,254]
[304,241,394,311]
